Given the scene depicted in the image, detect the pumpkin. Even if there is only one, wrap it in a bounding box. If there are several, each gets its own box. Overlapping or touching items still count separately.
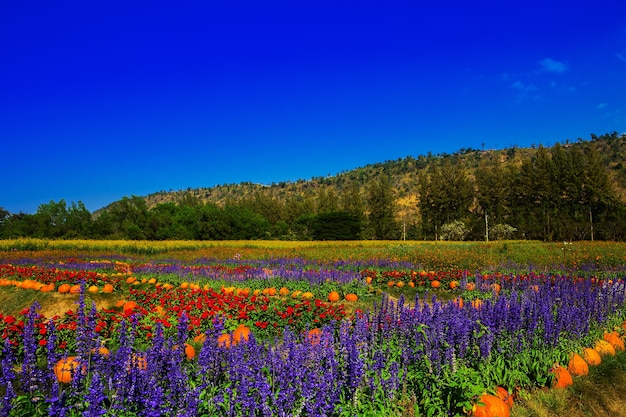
[54,357,82,384]
[90,346,110,357]
[595,339,616,356]
[301,291,314,300]
[449,280,459,289]
[344,293,358,302]
[122,301,138,313]
[328,291,341,302]
[40,283,55,292]
[102,283,114,293]
[179,281,189,290]
[88,285,100,294]
[148,278,157,284]
[184,343,195,360]
[129,353,147,371]
[495,387,513,409]
[21,280,35,289]
[267,287,277,296]
[232,324,251,345]
[217,333,232,348]
[582,347,601,366]
[395,281,405,288]
[58,283,71,294]
[387,281,395,287]
[306,328,323,346]
[430,280,441,289]
[567,353,589,376]
[472,394,510,417]
[126,276,136,284]
[69,284,81,294]
[603,331,625,351]
[551,365,573,388]
[279,287,290,296]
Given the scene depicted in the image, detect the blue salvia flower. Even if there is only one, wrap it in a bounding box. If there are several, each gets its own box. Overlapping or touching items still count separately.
[84,372,106,417]
[1,338,16,416]
[21,300,44,394]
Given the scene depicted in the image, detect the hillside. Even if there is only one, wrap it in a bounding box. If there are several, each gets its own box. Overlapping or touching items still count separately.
[100,132,626,213]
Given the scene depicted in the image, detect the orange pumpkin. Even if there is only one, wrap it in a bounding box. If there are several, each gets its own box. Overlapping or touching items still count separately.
[90,346,110,357]
[88,285,100,294]
[449,280,458,289]
[69,284,81,294]
[279,287,290,296]
[595,339,616,356]
[495,386,514,409]
[603,331,625,351]
[122,301,138,313]
[217,333,232,348]
[58,283,71,294]
[306,328,323,346]
[129,353,147,371]
[126,276,137,284]
[328,291,340,302]
[395,281,405,288]
[430,280,441,289]
[267,287,277,296]
[102,283,114,293]
[54,357,82,383]
[567,353,589,376]
[344,293,358,302]
[184,343,195,360]
[232,324,251,345]
[551,365,573,388]
[472,394,510,417]
[582,347,602,366]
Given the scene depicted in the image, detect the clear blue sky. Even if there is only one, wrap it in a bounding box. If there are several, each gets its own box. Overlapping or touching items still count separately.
[2,1,625,214]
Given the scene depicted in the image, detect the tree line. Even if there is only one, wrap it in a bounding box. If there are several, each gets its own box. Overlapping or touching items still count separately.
[2,134,626,241]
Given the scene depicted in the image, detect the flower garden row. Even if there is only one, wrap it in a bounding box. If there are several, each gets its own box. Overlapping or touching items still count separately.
[1,256,626,416]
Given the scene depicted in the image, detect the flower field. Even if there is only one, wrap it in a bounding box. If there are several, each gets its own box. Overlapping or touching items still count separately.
[1,240,626,416]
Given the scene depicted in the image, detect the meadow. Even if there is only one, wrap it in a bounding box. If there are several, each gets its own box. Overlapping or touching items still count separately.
[0,239,625,417]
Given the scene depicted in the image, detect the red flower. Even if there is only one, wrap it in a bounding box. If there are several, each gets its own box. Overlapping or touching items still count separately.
[39,339,47,346]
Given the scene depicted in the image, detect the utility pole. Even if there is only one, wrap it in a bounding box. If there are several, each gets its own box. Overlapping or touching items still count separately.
[485,213,489,242]
[589,207,594,241]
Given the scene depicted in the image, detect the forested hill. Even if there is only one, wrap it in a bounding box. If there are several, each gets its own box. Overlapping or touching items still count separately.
[135,132,626,209]
[3,132,626,241]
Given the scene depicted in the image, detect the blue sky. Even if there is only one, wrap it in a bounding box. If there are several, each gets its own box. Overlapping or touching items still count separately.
[2,0,625,214]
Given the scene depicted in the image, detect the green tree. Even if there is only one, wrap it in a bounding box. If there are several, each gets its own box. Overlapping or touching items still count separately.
[419,160,473,240]
[366,173,397,239]
[310,211,361,240]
